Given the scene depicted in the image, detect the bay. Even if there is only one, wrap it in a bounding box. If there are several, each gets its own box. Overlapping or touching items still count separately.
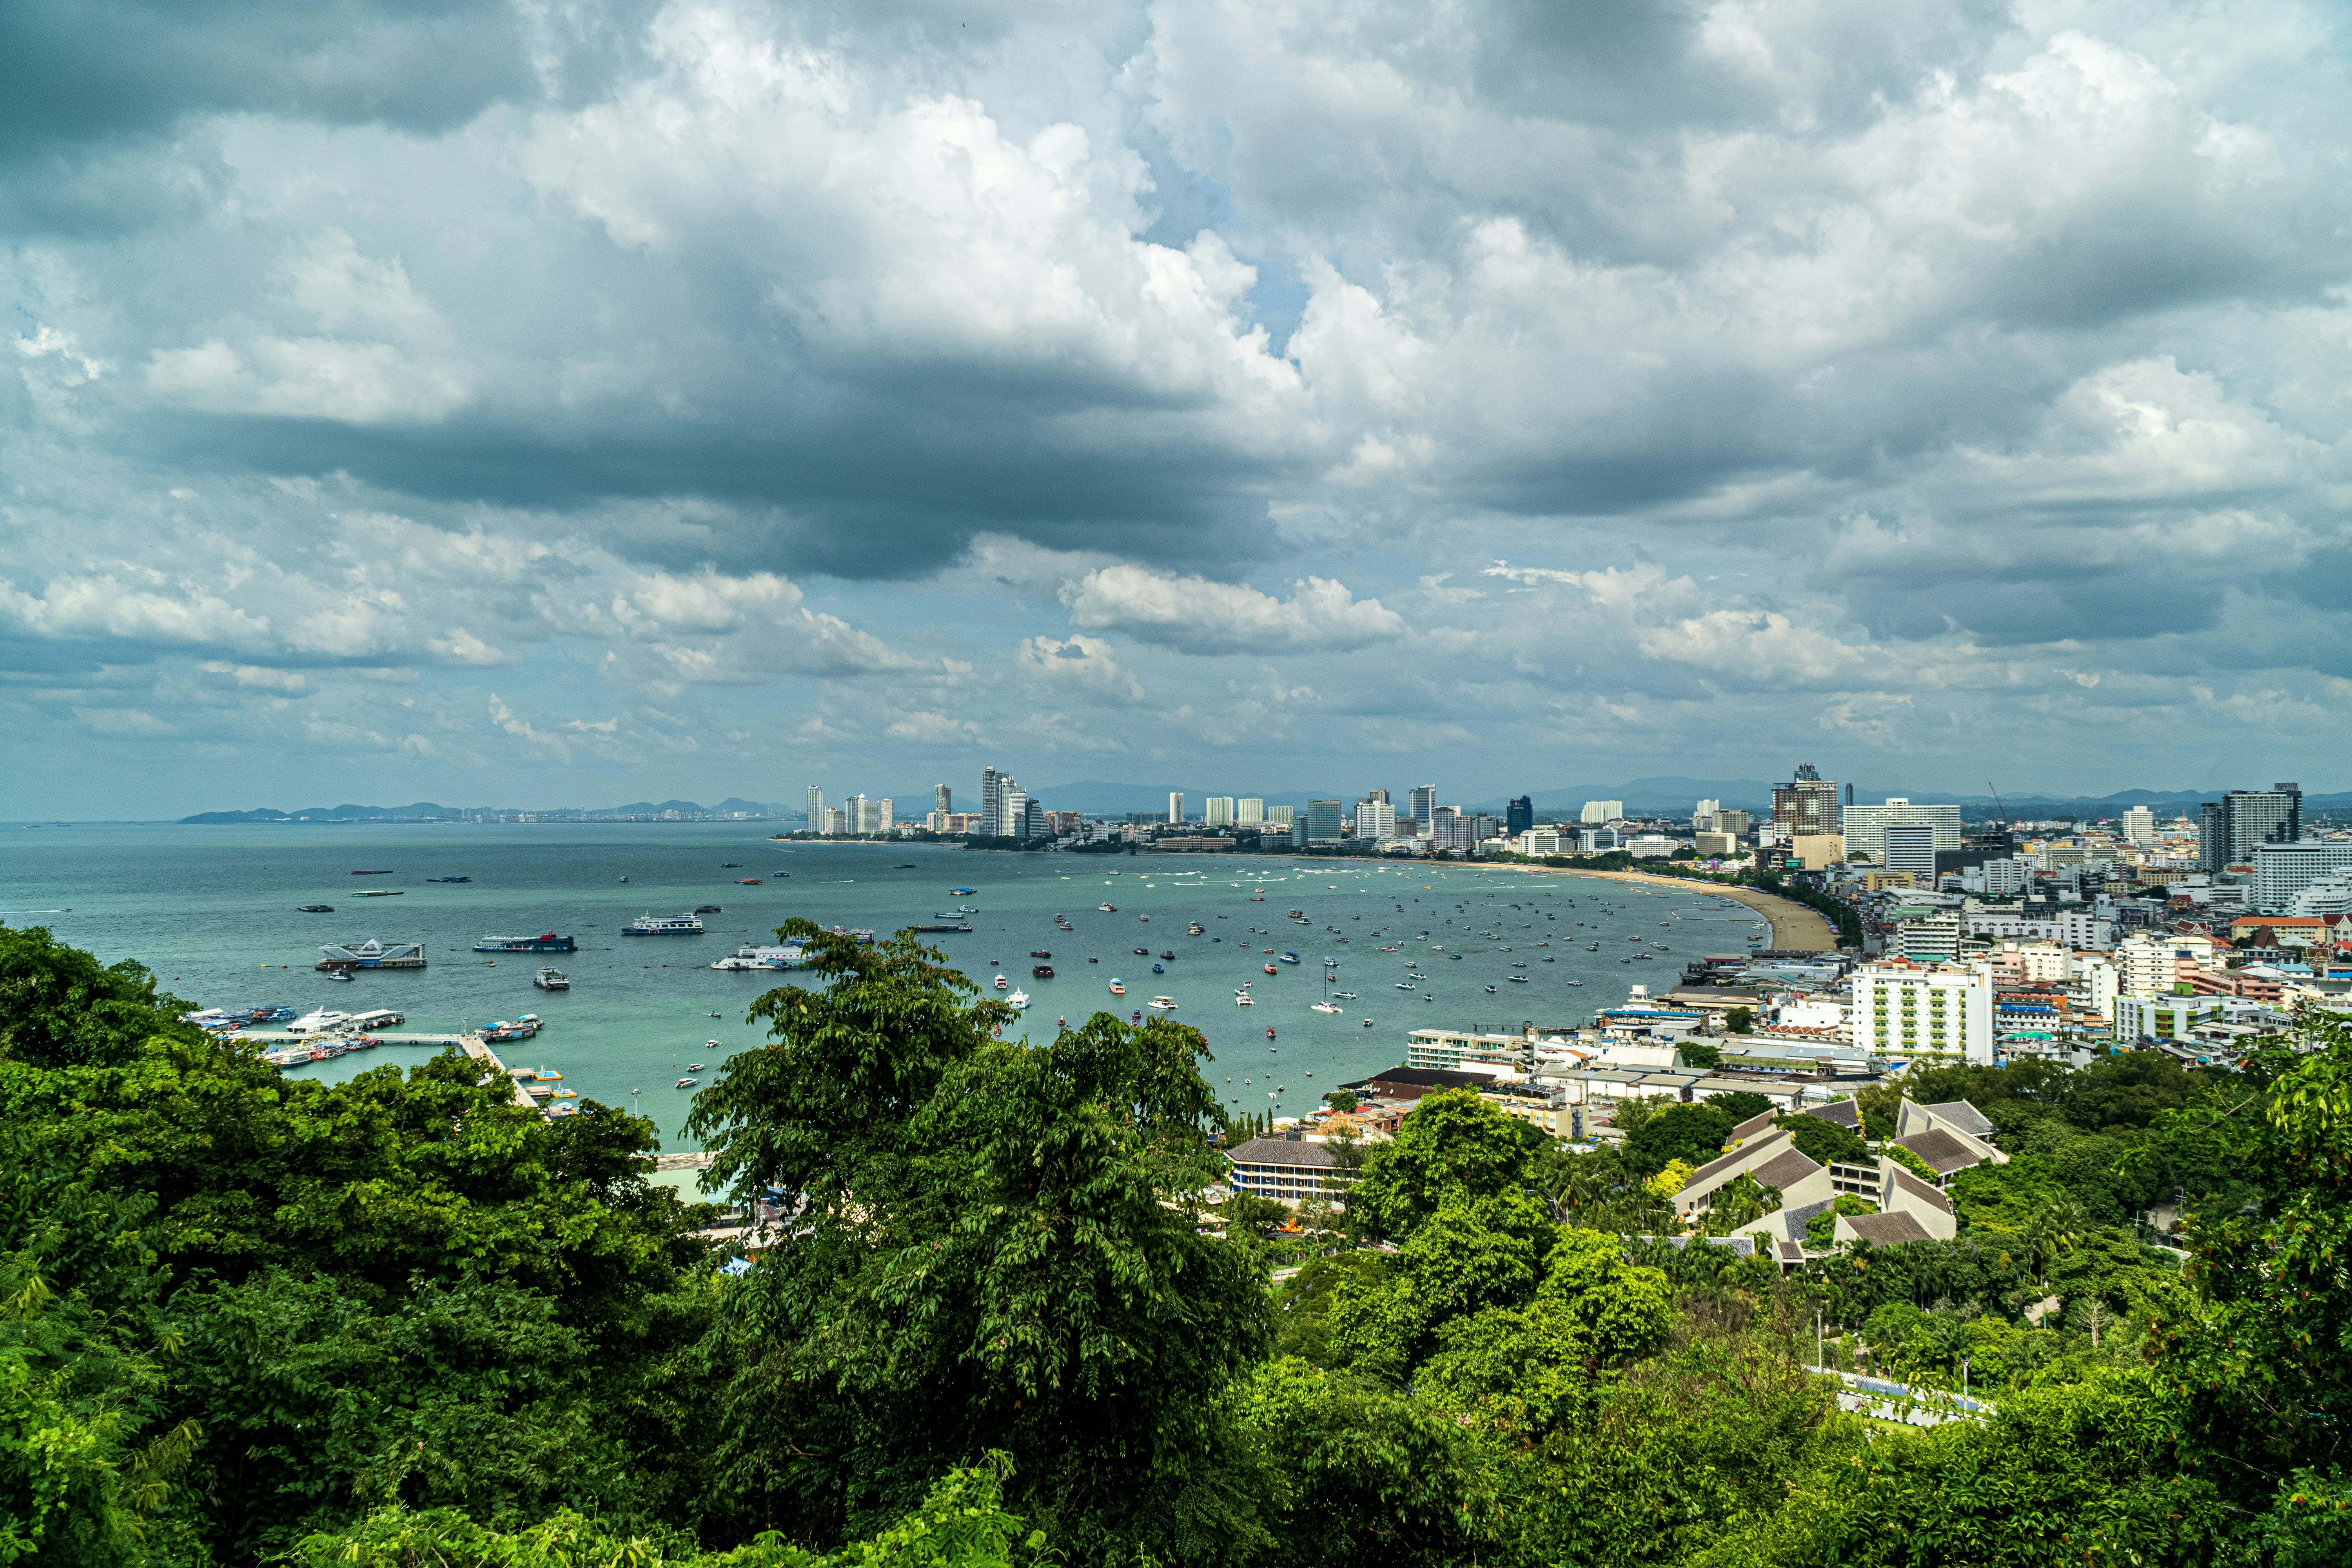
[1,822,1773,1146]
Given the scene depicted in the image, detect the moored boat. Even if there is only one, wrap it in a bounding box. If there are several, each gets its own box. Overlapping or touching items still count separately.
[534,967,570,991]
[622,913,704,936]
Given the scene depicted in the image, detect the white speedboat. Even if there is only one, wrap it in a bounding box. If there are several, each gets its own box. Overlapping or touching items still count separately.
[1147,995,1177,1011]
[1007,989,1030,1010]
[993,974,1008,989]
[1236,993,1254,1006]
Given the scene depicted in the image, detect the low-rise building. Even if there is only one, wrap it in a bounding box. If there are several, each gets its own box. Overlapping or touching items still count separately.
[1222,1133,1347,1207]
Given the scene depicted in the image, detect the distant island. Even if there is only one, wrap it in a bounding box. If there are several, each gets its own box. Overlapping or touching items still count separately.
[179,797,793,825]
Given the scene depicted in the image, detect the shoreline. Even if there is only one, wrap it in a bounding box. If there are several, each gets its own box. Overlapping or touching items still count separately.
[1532,867,1838,953]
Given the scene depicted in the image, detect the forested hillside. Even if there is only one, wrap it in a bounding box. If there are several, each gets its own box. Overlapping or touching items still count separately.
[5,919,2350,1565]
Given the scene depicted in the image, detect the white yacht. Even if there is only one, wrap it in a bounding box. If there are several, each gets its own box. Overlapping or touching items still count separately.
[287,1009,353,1036]
[1007,988,1031,1010]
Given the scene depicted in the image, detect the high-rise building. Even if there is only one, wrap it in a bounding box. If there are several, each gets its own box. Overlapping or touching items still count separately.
[1367,787,1390,805]
[1693,799,1721,829]
[2254,840,2352,913]
[1358,800,1397,839]
[1580,800,1622,825]
[2202,786,2303,871]
[1841,798,1964,865]
[807,785,825,825]
[2121,806,2155,847]
[1236,798,1265,824]
[1882,824,1938,884]
[1303,799,1343,842]
[822,806,847,835]
[1715,809,1751,838]
[1266,804,1295,828]
[848,794,883,834]
[878,798,894,833]
[981,767,1000,836]
[1506,796,1534,837]
[1853,964,1992,1064]
[1408,785,1437,835]
[1204,797,1235,825]
[1024,799,1047,839]
[1771,764,1840,835]
[1168,792,1185,825]
[1003,789,1028,838]
[935,784,952,821]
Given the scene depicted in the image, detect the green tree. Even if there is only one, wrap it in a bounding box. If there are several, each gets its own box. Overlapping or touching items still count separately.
[1626,1103,1735,1176]
[690,926,1273,1560]
[1726,1007,1755,1035]
[1679,1039,1724,1070]
[1324,1089,1358,1114]
[1773,1113,1867,1169]
[1347,1091,1532,1240]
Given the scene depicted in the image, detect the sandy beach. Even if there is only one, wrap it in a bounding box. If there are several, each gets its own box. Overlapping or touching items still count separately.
[1534,867,1839,952]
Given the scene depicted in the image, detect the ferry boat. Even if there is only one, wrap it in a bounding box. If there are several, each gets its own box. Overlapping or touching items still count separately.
[622,913,704,936]
[711,943,799,971]
[287,1009,354,1036]
[483,1016,543,1043]
[474,933,576,953]
[1007,989,1031,1011]
[534,967,569,991]
[1108,979,1127,995]
[317,939,426,970]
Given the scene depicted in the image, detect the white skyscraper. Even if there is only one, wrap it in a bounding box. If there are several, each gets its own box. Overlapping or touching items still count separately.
[1205,797,1235,825]
[1694,799,1721,828]
[807,785,825,825]
[935,784,952,821]
[1358,800,1397,839]
[1168,792,1185,824]
[848,794,883,834]
[822,806,846,835]
[2122,806,2156,847]
[1267,805,1295,828]
[878,798,894,833]
[1841,798,1964,865]
[1004,789,1029,837]
[1581,800,1623,824]
[1237,798,1265,824]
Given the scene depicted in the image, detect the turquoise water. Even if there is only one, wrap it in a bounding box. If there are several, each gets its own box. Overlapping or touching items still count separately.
[0,824,1772,1143]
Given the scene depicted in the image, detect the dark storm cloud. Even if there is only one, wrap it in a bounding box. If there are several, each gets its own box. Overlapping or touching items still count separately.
[6,0,2352,818]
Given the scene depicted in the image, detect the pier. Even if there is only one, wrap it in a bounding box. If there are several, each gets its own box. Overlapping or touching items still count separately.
[242,1029,541,1112]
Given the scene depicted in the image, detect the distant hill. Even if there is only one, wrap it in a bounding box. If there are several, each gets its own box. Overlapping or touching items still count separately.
[179,797,796,824]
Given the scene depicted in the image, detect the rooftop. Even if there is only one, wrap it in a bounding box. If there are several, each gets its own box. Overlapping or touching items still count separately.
[1895,1127,1985,1175]
[1844,1211,1935,1247]
[1223,1137,1336,1169]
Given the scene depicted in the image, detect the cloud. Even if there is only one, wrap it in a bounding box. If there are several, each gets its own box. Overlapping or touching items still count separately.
[7,0,2352,813]
[1063,566,1405,653]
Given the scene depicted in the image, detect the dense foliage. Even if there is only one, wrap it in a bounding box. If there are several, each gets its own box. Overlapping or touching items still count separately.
[9,917,2352,1565]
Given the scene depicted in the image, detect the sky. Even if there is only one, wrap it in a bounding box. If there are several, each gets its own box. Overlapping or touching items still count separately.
[5,0,2352,820]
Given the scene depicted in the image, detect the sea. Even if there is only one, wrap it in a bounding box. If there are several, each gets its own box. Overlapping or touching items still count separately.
[0,823,1773,1147]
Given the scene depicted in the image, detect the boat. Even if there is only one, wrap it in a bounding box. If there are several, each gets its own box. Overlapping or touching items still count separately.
[1508,975,1529,984]
[1007,989,1031,1010]
[483,1016,543,1042]
[1264,964,1278,975]
[351,889,402,897]
[1152,963,1164,973]
[676,1077,696,1088]
[1334,991,1356,1000]
[993,974,1009,989]
[913,923,975,933]
[622,913,704,936]
[1147,996,1177,1011]
[1187,922,1205,936]
[712,943,799,971]
[1159,950,1176,960]
[1312,1001,1342,1014]
[1133,947,1149,955]
[425,876,471,883]
[288,1009,354,1035]
[317,939,426,970]
[1032,964,1054,978]
[737,878,760,885]
[474,933,575,953]
[534,968,570,990]
[327,969,353,981]
[1029,950,1053,958]
[696,904,724,913]
[1279,953,1299,964]
[1099,902,1117,912]
[1108,979,1126,995]
[350,870,392,875]
[297,904,335,913]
